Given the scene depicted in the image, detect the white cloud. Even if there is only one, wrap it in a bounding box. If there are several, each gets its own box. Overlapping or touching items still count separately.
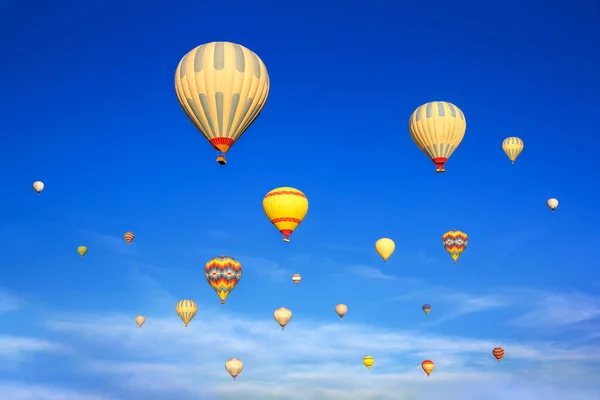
[0,382,113,400]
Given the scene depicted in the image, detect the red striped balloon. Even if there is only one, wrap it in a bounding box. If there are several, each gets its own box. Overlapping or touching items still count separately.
[124,232,134,244]
[492,347,504,362]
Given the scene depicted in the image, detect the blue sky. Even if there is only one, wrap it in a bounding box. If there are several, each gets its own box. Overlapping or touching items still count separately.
[1,0,600,399]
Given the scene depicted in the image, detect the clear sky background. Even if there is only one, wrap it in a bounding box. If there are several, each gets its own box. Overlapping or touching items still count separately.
[1,0,600,399]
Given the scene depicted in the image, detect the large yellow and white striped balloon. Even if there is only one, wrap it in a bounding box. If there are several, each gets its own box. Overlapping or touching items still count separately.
[175,42,270,165]
[176,299,197,327]
[502,137,524,164]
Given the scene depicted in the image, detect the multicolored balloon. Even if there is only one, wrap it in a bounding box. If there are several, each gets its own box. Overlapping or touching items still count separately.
[124,232,134,244]
[174,42,270,165]
[502,137,524,164]
[409,101,466,173]
[292,274,301,284]
[375,238,395,262]
[77,246,88,257]
[493,347,504,362]
[547,198,558,212]
[363,356,375,370]
[442,230,468,263]
[205,256,242,304]
[176,299,197,327]
[422,304,431,315]
[263,187,308,242]
[421,360,434,376]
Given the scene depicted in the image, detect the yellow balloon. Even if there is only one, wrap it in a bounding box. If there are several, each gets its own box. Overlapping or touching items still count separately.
[375,238,395,262]
[363,356,375,369]
[176,299,198,327]
[134,316,146,328]
[409,101,466,173]
[502,137,523,164]
[263,187,308,242]
[77,246,88,257]
[174,42,270,165]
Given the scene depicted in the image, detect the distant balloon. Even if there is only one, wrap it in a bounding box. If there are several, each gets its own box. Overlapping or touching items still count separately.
[32,181,44,194]
[273,307,292,330]
[263,187,308,242]
[205,256,242,304]
[547,198,558,212]
[176,299,197,327]
[409,101,466,172]
[422,304,431,315]
[174,42,270,165]
[225,358,244,381]
[363,356,375,370]
[335,304,348,319]
[77,246,88,257]
[292,274,301,284]
[493,347,504,362]
[135,316,146,328]
[442,230,468,263]
[502,137,524,164]
[375,238,395,262]
[124,232,134,244]
[421,360,435,376]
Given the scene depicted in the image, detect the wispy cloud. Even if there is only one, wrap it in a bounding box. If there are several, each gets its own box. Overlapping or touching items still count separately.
[0,382,114,400]
[0,335,64,359]
[0,292,21,314]
[78,229,132,256]
[351,266,397,280]
[241,256,289,281]
[416,250,435,265]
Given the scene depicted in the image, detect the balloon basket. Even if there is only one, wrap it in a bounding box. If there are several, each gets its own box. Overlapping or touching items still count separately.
[435,168,446,173]
[217,155,226,165]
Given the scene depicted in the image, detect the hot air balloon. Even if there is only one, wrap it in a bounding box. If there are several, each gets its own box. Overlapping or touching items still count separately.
[409,101,466,173]
[32,181,44,194]
[375,238,395,262]
[205,256,242,304]
[225,358,244,381]
[274,307,292,330]
[502,137,523,164]
[547,198,558,212]
[174,42,270,165]
[263,187,308,242]
[335,304,348,318]
[124,232,134,244]
[135,316,146,328]
[493,347,504,362]
[363,356,374,370]
[442,230,468,263]
[422,304,431,315]
[77,246,88,257]
[421,360,434,376]
[292,274,301,284]
[176,299,197,327]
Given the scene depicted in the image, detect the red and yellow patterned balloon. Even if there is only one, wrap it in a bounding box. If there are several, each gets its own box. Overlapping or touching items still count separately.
[421,360,435,376]
[442,230,468,263]
[205,256,242,304]
[493,347,504,362]
[124,232,134,244]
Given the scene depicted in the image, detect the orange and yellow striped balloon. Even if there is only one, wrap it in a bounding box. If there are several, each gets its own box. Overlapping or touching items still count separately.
[205,256,242,304]
[421,360,435,376]
[442,230,468,263]
[263,187,308,242]
[493,347,504,362]
[175,299,197,327]
[124,232,134,244]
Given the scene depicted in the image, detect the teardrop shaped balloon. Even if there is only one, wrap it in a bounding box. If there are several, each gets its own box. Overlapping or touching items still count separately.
[292,274,301,284]
[442,230,468,263]
[273,307,292,330]
[502,137,523,164]
[335,304,348,318]
[375,238,395,262]
[124,232,134,244]
[263,187,308,242]
[176,299,197,327]
[421,360,434,376]
[547,198,558,212]
[205,256,242,304]
[135,315,146,328]
[422,304,431,315]
[409,101,466,173]
[77,246,88,257]
[32,181,44,194]
[492,347,504,362]
[174,42,270,166]
[225,358,244,381]
[363,356,374,370]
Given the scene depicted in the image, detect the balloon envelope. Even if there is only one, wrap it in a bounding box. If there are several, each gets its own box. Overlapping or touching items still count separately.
[263,187,308,242]
[32,181,44,194]
[375,238,395,262]
[493,347,505,362]
[363,356,375,369]
[502,137,524,163]
[174,42,270,164]
[135,316,146,327]
[442,230,468,263]
[205,256,242,304]
[77,246,88,257]
[292,274,301,284]
[176,299,197,327]
[421,360,435,376]
[124,232,134,244]
[422,304,431,314]
[225,358,244,380]
[408,101,466,172]
[335,304,348,318]
[273,307,292,330]
[547,198,558,211]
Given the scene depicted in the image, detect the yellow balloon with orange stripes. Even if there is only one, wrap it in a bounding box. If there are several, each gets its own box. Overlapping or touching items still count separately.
[263,187,308,242]
[124,232,134,244]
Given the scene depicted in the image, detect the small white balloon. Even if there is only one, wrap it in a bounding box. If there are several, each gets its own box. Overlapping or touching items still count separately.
[547,198,559,212]
[32,181,44,194]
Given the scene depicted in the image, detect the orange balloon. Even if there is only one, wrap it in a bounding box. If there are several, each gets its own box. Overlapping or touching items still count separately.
[421,360,434,376]
[124,232,134,244]
[493,347,504,362]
